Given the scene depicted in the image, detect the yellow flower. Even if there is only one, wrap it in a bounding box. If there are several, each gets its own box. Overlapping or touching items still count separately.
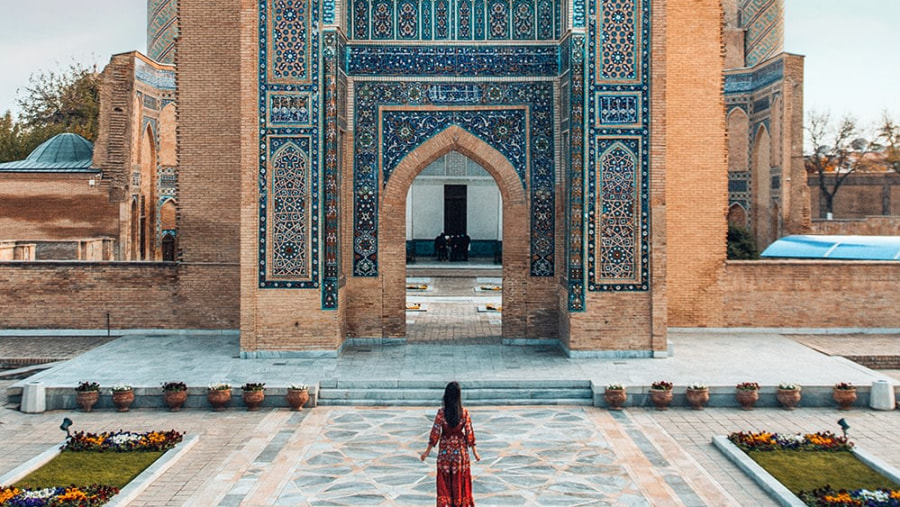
[0,488,20,503]
[57,486,88,501]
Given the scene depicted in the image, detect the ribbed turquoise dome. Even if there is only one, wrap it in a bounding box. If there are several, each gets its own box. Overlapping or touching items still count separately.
[25,133,94,165]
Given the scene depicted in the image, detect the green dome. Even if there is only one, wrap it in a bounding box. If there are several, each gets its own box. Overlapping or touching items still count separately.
[26,133,94,165]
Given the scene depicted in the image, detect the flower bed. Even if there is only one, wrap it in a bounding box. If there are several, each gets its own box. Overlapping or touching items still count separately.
[726,432,900,506]
[0,485,118,507]
[728,431,853,452]
[64,430,184,453]
[798,487,900,506]
[1,430,185,506]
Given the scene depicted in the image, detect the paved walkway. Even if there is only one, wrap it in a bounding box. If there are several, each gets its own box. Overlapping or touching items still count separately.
[1,269,898,506]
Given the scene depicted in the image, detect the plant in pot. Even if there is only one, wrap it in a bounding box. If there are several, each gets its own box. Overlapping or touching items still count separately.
[649,380,674,410]
[776,382,802,410]
[832,382,857,410]
[241,382,266,411]
[604,383,627,410]
[162,381,189,411]
[207,382,232,411]
[735,382,759,410]
[685,382,709,410]
[286,383,310,411]
[110,383,135,412]
[74,381,101,412]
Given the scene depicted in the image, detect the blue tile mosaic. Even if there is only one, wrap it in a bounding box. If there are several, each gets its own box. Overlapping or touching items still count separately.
[352,81,555,278]
[348,0,559,40]
[259,0,322,289]
[587,0,651,291]
[346,45,559,77]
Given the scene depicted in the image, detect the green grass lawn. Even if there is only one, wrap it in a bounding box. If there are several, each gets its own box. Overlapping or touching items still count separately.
[749,450,900,494]
[13,451,164,490]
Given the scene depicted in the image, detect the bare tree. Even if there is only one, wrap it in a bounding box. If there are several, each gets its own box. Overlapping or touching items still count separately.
[880,114,900,174]
[804,111,892,218]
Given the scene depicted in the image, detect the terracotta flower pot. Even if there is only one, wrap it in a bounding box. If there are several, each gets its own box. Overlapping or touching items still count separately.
[735,389,759,410]
[649,388,673,410]
[604,389,627,410]
[242,390,265,411]
[75,390,100,412]
[833,388,857,410]
[164,390,189,411]
[285,389,310,411]
[207,389,232,411]
[685,388,709,410]
[776,388,802,410]
[112,390,135,412]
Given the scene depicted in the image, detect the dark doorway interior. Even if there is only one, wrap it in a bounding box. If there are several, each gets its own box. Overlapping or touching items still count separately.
[444,184,467,235]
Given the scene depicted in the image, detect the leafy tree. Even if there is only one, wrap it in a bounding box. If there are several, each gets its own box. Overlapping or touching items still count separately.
[17,62,101,142]
[0,62,100,163]
[804,111,895,218]
[727,223,759,260]
[0,111,30,162]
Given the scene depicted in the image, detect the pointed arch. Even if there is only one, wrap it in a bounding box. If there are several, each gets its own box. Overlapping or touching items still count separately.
[139,123,158,260]
[381,125,528,338]
[727,107,750,173]
[752,124,772,249]
[727,203,748,227]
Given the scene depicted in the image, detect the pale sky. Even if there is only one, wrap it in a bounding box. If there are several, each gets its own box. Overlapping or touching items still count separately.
[0,1,897,128]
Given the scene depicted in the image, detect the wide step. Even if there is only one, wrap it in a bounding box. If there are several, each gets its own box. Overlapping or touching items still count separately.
[317,380,593,407]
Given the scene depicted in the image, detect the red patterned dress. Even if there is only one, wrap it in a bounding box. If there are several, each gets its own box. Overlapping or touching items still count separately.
[428,407,477,507]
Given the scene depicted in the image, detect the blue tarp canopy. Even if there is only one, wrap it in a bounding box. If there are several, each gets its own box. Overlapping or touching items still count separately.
[761,235,900,260]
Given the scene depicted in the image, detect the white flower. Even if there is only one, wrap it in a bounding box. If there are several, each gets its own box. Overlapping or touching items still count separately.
[688,383,707,390]
[289,384,309,390]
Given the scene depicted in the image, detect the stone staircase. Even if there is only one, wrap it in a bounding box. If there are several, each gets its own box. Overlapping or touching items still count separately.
[317,379,594,406]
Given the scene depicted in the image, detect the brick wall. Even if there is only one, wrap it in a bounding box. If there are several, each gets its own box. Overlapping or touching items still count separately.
[721,261,900,328]
[0,174,120,242]
[810,216,900,236]
[0,263,236,329]
[665,0,728,328]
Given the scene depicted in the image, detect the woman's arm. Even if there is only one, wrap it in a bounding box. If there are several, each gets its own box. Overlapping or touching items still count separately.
[420,444,434,461]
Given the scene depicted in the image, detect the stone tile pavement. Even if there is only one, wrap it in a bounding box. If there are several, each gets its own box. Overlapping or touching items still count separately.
[2,387,899,506]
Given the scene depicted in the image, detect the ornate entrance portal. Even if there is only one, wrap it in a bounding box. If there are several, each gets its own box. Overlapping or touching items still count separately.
[240,0,662,357]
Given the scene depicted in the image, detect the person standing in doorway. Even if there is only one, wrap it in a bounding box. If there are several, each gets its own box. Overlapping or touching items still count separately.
[435,232,448,261]
[421,381,481,506]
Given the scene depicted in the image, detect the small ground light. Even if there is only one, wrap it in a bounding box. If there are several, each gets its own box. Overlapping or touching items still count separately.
[837,418,850,439]
[60,417,73,437]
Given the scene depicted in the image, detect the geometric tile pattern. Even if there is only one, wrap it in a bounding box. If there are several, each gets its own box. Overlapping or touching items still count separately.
[565,34,587,310]
[321,31,341,309]
[148,0,177,64]
[272,408,655,505]
[741,0,783,67]
[259,0,321,289]
[352,80,555,278]
[587,0,650,291]
[348,0,560,40]
[346,45,559,77]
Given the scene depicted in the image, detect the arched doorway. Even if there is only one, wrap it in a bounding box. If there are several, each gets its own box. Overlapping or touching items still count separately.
[381,126,529,340]
[404,151,504,342]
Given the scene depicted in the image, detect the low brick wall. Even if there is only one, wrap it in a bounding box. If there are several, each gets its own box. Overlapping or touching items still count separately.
[722,260,900,328]
[0,262,238,330]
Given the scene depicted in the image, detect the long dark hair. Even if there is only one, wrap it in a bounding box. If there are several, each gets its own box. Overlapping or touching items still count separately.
[443,381,463,427]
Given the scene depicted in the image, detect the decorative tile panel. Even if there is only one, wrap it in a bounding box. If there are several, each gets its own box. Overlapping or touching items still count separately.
[322,30,341,308]
[148,0,178,64]
[352,80,555,278]
[267,0,312,84]
[259,0,322,290]
[566,34,586,310]
[346,45,559,77]
[597,93,640,126]
[596,0,642,84]
[347,0,559,40]
[267,92,314,126]
[586,0,650,291]
[264,136,316,283]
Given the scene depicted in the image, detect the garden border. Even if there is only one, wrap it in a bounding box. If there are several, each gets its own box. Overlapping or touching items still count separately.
[0,435,198,506]
[713,435,900,507]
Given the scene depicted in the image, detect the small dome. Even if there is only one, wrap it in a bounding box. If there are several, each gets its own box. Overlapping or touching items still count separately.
[25,133,94,164]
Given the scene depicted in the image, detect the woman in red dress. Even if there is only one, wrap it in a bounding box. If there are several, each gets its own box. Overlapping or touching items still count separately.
[420,381,481,507]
